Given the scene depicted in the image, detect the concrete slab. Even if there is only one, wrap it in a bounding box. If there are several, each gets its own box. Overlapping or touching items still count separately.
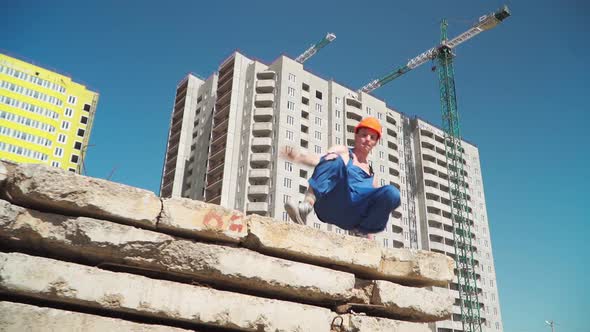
[159,197,247,243]
[1,162,160,229]
[0,200,363,305]
[338,280,453,322]
[339,315,431,332]
[244,214,382,272]
[245,214,454,287]
[0,301,194,332]
[0,252,336,332]
[371,280,453,321]
[378,248,455,287]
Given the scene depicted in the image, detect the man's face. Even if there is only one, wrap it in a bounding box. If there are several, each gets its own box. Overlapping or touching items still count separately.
[354,127,379,154]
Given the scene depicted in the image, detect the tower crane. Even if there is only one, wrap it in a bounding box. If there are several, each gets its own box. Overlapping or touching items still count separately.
[358,6,510,332]
[295,33,336,63]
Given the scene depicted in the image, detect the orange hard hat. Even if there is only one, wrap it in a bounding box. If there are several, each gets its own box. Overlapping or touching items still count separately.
[355,117,382,139]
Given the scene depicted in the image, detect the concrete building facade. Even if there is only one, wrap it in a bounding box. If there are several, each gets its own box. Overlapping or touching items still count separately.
[0,53,99,173]
[160,51,503,332]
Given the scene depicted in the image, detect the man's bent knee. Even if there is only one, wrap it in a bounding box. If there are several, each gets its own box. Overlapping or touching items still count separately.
[382,185,401,210]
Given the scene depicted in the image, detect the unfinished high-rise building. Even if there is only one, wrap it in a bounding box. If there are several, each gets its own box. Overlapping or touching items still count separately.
[160,51,503,332]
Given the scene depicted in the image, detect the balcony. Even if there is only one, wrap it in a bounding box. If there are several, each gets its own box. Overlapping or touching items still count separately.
[420,128,434,138]
[256,80,275,93]
[347,115,360,127]
[251,137,272,152]
[389,167,399,177]
[213,118,229,135]
[421,148,438,166]
[346,124,356,134]
[390,223,403,233]
[164,157,177,172]
[423,172,443,184]
[172,108,184,122]
[214,103,230,121]
[218,68,234,85]
[174,93,186,108]
[209,145,226,162]
[169,118,183,135]
[388,153,399,164]
[247,202,269,214]
[176,81,188,96]
[301,89,310,99]
[429,226,447,239]
[256,71,276,80]
[217,88,233,106]
[386,114,397,127]
[252,122,272,136]
[254,108,273,121]
[444,240,456,253]
[248,185,270,197]
[421,134,437,147]
[345,96,362,109]
[162,171,175,188]
[387,140,398,152]
[426,198,451,214]
[168,126,181,140]
[345,131,355,142]
[300,112,310,126]
[206,194,221,205]
[435,146,447,158]
[430,241,446,252]
[217,77,233,95]
[386,128,397,139]
[250,153,271,166]
[206,171,224,187]
[433,136,449,152]
[422,159,447,175]
[166,143,179,158]
[249,169,271,180]
[425,185,448,200]
[390,231,404,243]
[301,96,310,107]
[211,132,227,146]
[160,185,173,198]
[421,141,436,154]
[254,94,274,107]
[427,212,444,224]
[346,109,362,122]
[208,160,224,175]
[299,177,309,188]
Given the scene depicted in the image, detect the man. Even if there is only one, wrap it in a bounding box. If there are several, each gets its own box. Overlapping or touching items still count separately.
[282,117,401,237]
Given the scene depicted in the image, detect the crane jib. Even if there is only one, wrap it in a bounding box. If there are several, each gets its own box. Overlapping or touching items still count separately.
[358,5,511,93]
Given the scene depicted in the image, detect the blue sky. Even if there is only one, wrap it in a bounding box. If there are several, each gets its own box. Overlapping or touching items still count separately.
[3,0,588,330]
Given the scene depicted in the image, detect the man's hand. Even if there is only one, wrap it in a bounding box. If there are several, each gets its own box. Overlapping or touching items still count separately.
[324,145,349,163]
[324,152,339,161]
[280,146,321,166]
[280,146,300,163]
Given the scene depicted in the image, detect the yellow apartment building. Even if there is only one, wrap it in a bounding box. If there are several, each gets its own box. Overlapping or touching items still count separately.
[0,53,99,173]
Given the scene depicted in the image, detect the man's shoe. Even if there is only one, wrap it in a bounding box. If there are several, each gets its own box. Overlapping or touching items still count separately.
[284,201,312,225]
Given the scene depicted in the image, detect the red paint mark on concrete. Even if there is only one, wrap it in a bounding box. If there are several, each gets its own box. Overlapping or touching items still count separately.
[228,214,244,232]
[229,223,244,232]
[203,210,224,229]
